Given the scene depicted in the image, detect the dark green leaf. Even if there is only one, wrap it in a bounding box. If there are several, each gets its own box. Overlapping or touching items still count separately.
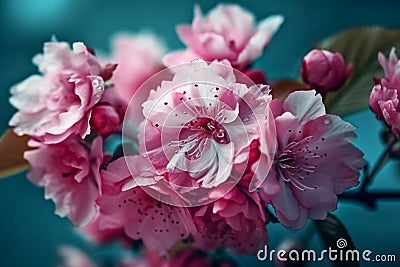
[317,27,400,115]
[314,213,359,267]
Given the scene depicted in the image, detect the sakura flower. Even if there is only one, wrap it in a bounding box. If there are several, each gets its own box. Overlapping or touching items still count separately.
[301,49,352,93]
[109,33,166,106]
[192,186,268,254]
[9,40,115,144]
[163,4,283,69]
[370,47,400,136]
[97,156,196,254]
[258,90,364,229]
[24,136,104,227]
[133,60,274,205]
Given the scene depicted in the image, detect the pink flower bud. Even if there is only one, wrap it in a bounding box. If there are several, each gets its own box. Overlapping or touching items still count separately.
[90,104,121,137]
[301,49,352,92]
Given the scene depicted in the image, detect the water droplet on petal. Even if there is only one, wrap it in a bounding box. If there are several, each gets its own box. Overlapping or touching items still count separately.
[323,118,331,125]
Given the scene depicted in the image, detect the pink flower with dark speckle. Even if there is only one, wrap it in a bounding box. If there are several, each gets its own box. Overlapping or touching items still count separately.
[258,90,364,229]
[97,156,196,254]
[137,60,274,199]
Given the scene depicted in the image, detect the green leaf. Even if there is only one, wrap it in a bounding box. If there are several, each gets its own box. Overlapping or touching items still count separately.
[0,129,32,179]
[317,27,400,115]
[314,213,359,267]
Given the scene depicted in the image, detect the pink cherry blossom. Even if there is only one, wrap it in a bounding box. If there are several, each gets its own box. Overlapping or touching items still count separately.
[24,136,104,227]
[370,47,400,136]
[9,40,114,144]
[97,156,196,254]
[192,186,268,254]
[163,4,283,69]
[136,60,273,202]
[258,90,364,229]
[301,49,352,93]
[109,33,165,106]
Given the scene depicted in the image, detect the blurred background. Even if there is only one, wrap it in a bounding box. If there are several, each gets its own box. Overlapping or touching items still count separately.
[1,0,400,266]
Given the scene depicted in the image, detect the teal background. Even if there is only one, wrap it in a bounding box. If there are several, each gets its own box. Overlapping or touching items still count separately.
[1,0,400,266]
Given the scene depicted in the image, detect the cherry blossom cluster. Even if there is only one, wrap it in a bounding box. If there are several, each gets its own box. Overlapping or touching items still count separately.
[8,3,369,259]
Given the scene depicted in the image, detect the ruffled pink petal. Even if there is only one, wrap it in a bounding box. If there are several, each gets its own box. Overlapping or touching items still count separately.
[236,15,284,66]
[283,90,325,124]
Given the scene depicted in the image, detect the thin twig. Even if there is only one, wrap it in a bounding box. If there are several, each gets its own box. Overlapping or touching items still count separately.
[339,190,400,209]
[359,135,398,192]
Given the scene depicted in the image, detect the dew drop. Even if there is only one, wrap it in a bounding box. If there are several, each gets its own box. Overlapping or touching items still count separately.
[323,118,331,125]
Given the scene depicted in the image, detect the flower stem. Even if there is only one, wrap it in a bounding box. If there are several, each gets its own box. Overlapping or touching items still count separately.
[340,190,400,209]
[359,134,398,192]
